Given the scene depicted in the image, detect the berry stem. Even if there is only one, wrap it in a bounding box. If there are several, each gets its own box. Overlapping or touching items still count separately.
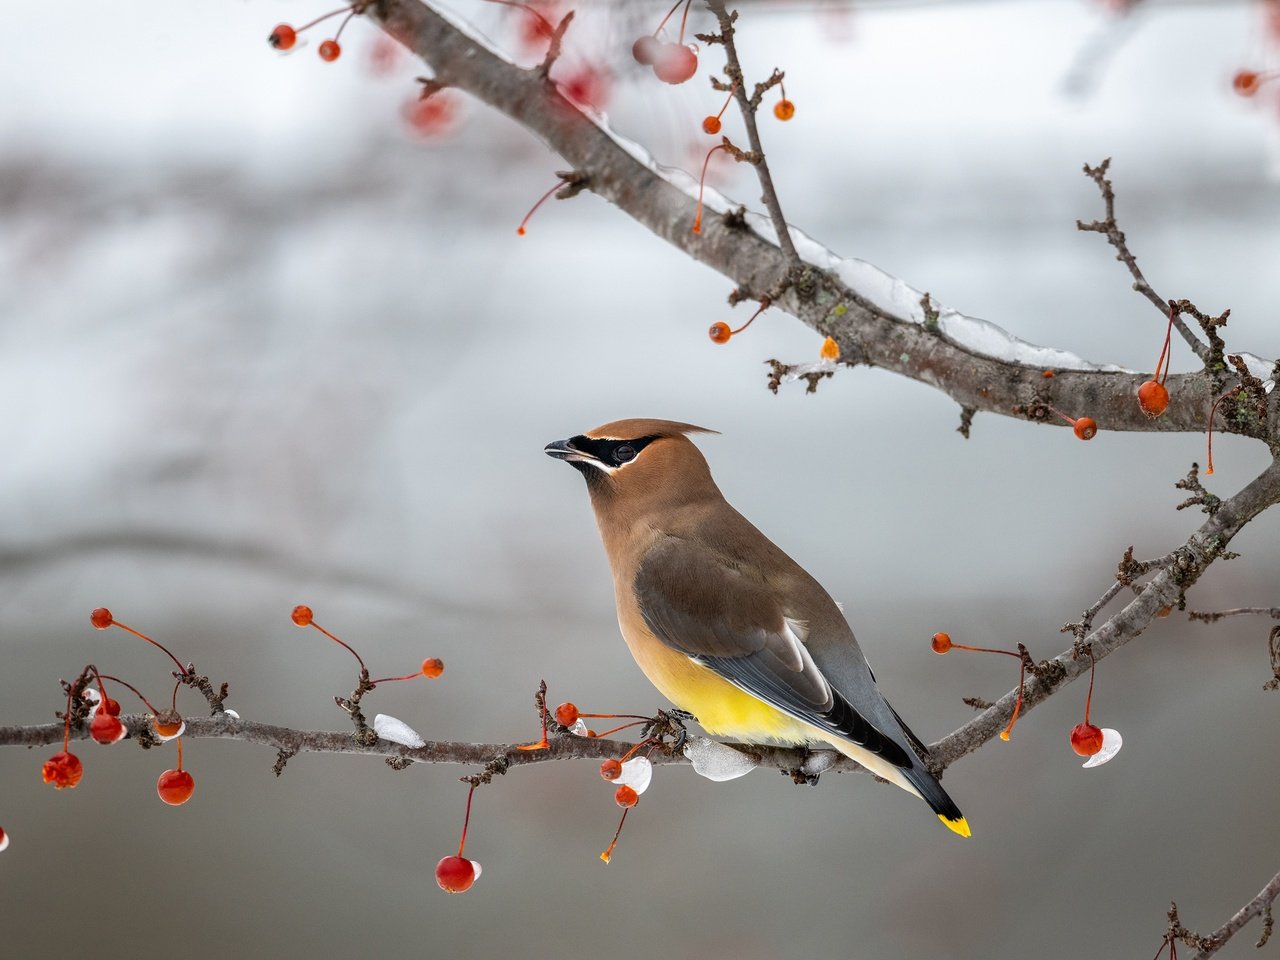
[457,782,477,858]
[600,807,630,863]
[295,6,353,35]
[332,9,357,42]
[368,671,424,685]
[93,670,160,715]
[481,0,555,36]
[1206,385,1237,476]
[109,619,189,677]
[1153,304,1176,385]
[305,621,368,675]
[652,0,686,38]
[587,720,648,739]
[1000,655,1027,741]
[170,677,181,712]
[676,0,693,44]
[693,143,728,234]
[176,737,185,772]
[1082,646,1096,726]
[517,178,569,236]
[60,687,73,751]
[948,641,1021,659]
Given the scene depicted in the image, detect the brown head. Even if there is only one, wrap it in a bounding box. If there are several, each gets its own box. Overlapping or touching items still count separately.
[545,418,724,533]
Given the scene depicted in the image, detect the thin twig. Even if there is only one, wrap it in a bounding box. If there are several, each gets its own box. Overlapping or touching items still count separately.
[704,0,800,269]
[1076,158,1207,362]
[1189,869,1280,959]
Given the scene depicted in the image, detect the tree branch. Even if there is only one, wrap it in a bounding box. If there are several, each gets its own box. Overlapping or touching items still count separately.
[366,0,1275,439]
[1190,869,1280,959]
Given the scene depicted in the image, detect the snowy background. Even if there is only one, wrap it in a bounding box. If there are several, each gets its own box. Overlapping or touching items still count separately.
[2,0,1279,957]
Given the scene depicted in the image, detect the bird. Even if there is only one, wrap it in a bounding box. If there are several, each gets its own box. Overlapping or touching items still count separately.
[545,418,969,837]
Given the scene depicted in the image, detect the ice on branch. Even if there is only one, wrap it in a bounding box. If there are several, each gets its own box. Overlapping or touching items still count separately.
[373,714,426,748]
[615,756,653,795]
[683,737,758,782]
[1081,728,1123,768]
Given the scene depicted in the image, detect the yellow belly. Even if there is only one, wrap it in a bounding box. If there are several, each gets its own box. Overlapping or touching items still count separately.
[620,623,814,742]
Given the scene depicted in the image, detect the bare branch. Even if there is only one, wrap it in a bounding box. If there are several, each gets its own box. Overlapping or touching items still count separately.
[1076,158,1208,362]
[929,456,1280,770]
[1189,869,1280,959]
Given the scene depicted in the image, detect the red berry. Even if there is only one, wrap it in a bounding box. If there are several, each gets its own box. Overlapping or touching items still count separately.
[318,39,342,63]
[1137,380,1169,418]
[653,44,697,84]
[157,769,195,805]
[1070,722,1104,757]
[931,632,952,654]
[421,657,444,679]
[291,605,313,627]
[562,64,610,109]
[269,24,297,51]
[1233,69,1260,97]
[632,35,661,65]
[101,696,121,716]
[702,116,721,135]
[42,751,83,789]
[90,709,126,745]
[0,826,8,852]
[1073,417,1097,441]
[151,712,185,740]
[435,855,477,893]
[614,784,639,808]
[90,607,113,630]
[404,95,457,137]
[554,702,579,726]
[774,99,795,121]
[709,322,732,344]
[600,758,623,781]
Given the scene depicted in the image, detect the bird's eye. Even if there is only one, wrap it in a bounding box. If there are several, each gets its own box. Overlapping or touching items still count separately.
[614,444,636,463]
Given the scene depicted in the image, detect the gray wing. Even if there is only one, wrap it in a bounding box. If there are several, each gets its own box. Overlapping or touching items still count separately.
[633,535,912,769]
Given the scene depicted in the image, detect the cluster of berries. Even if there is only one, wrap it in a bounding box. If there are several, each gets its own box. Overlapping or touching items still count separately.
[931,632,1120,765]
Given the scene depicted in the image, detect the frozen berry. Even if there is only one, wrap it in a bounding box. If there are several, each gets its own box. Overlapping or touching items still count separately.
[1137,380,1169,418]
[600,758,623,781]
[614,784,639,807]
[156,768,195,805]
[653,44,697,84]
[318,39,341,62]
[554,702,579,726]
[435,855,478,893]
[269,24,298,51]
[421,658,444,679]
[1070,722,1104,757]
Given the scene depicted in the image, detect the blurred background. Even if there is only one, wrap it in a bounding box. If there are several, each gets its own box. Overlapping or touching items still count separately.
[2,0,1279,956]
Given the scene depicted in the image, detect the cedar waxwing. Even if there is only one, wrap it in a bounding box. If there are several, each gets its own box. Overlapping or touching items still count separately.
[546,418,969,837]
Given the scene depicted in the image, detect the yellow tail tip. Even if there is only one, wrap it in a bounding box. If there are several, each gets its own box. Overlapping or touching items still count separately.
[939,815,972,838]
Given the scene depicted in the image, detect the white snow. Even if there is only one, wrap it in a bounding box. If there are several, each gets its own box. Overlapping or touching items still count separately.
[683,737,758,782]
[1081,728,1123,768]
[613,756,653,795]
[373,713,426,748]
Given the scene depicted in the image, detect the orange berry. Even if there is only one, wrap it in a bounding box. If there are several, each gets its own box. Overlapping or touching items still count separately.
[820,336,840,361]
[1042,370,1055,378]
[268,24,297,51]
[702,115,721,135]
[421,657,444,679]
[1070,722,1104,757]
[291,605,314,627]
[1137,380,1169,418]
[708,322,732,344]
[774,98,795,121]
[151,713,185,739]
[931,632,952,654]
[42,751,83,789]
[1233,69,1260,97]
[1073,417,1097,441]
[435,855,477,893]
[318,39,341,62]
[554,702,579,726]
[614,784,639,807]
[156,768,195,805]
[600,758,623,781]
[90,709,126,745]
[90,607,114,630]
